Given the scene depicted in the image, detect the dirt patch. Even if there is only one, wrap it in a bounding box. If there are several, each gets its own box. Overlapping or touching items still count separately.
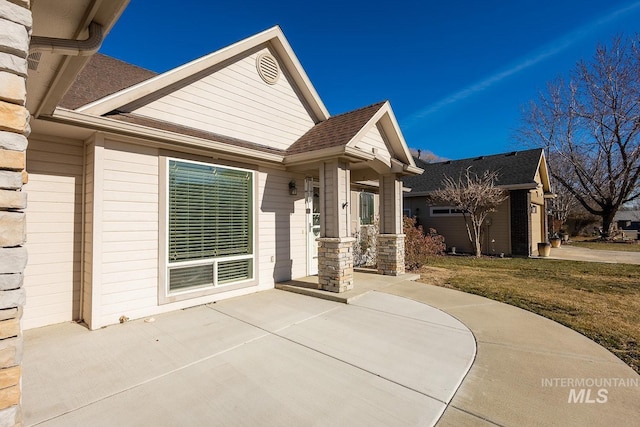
[416,266,454,287]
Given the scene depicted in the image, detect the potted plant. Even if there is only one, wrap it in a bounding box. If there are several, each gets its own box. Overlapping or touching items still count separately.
[550,233,561,248]
[538,241,551,257]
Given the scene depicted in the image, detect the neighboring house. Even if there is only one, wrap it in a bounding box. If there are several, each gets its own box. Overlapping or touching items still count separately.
[402,149,552,257]
[614,210,640,231]
[22,21,421,331]
[614,210,640,240]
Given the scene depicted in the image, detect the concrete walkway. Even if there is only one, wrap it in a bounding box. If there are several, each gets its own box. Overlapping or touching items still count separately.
[382,282,640,426]
[23,286,475,426]
[547,244,640,264]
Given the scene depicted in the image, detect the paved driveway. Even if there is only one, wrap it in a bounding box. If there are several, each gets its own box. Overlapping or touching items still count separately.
[548,244,640,264]
[23,289,475,426]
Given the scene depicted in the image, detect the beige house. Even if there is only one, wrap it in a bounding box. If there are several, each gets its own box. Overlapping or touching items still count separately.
[22,17,421,332]
[403,149,552,256]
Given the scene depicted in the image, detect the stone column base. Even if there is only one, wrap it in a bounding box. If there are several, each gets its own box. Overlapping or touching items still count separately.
[377,234,405,276]
[318,237,355,293]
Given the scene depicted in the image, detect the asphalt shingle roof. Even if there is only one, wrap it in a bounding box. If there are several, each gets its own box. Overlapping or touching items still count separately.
[286,102,385,155]
[59,54,158,110]
[403,148,544,194]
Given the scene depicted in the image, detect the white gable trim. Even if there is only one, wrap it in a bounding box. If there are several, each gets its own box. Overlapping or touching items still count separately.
[76,26,329,121]
[346,102,418,171]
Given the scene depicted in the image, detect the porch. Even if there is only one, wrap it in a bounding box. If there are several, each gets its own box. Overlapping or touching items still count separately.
[276,269,420,303]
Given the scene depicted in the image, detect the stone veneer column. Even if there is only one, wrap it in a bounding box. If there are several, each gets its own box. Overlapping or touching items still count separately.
[377,174,405,276]
[317,161,353,292]
[0,1,31,425]
[510,189,532,256]
[317,237,355,292]
[377,234,404,276]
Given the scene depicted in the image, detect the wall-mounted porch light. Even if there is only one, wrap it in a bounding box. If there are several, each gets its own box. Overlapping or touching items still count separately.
[288,180,297,195]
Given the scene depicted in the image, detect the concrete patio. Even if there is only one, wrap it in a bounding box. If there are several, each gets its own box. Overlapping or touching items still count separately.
[22,271,640,426]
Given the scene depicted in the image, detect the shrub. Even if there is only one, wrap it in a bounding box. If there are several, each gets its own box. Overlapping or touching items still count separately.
[354,219,378,267]
[403,216,446,270]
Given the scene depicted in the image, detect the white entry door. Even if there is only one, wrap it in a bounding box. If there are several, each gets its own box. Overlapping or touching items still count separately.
[306,180,320,275]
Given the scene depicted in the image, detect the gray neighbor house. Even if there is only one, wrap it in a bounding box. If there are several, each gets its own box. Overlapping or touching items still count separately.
[402,148,553,257]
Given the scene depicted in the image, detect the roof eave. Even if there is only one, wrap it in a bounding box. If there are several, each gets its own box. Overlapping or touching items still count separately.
[284,145,375,166]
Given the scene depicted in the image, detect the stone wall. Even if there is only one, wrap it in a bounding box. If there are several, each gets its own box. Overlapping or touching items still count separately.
[0,0,31,425]
[377,234,404,276]
[317,237,355,293]
[510,189,531,257]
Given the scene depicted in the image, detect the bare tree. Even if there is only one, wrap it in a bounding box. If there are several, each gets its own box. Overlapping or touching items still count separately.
[431,167,507,257]
[549,184,579,233]
[518,35,640,238]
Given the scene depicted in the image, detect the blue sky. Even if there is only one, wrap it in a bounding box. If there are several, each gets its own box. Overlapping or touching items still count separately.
[100,0,640,160]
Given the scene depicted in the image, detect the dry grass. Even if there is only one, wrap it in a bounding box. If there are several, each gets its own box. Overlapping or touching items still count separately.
[417,256,640,373]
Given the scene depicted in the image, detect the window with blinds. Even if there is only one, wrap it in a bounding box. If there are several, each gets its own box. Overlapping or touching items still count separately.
[167,159,254,293]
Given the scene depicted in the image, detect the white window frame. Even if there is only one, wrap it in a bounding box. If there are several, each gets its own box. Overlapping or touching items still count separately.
[159,157,257,304]
[359,192,375,225]
[430,206,465,217]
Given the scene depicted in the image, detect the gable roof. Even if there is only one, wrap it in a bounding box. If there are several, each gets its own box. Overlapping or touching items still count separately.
[72,26,329,122]
[403,148,547,194]
[49,26,418,175]
[60,54,158,110]
[287,102,385,155]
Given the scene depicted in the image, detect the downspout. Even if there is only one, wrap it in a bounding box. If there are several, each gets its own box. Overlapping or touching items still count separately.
[29,21,104,56]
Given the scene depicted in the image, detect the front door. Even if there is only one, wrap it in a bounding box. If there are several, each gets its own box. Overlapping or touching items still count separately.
[306,179,320,275]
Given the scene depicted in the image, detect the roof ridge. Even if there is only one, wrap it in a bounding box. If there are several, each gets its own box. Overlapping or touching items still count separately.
[420,147,542,165]
[328,101,386,120]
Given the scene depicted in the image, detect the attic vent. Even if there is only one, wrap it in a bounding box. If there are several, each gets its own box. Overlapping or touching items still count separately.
[27,52,42,70]
[256,53,280,85]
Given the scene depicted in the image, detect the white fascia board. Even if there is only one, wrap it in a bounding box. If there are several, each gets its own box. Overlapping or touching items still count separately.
[50,109,284,163]
[266,28,329,122]
[537,150,552,192]
[345,101,416,169]
[344,101,388,150]
[78,26,329,121]
[379,103,416,167]
[283,145,375,166]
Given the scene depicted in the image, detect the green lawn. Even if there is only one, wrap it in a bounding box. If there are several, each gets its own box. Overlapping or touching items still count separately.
[417,256,640,373]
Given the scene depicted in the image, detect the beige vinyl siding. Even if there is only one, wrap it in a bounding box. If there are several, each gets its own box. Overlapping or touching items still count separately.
[486,199,511,255]
[355,125,391,164]
[131,47,315,151]
[99,140,159,326]
[82,142,94,327]
[23,136,84,329]
[257,170,307,283]
[419,199,511,255]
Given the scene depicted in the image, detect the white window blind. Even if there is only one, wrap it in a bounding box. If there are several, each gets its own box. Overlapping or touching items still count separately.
[168,159,253,292]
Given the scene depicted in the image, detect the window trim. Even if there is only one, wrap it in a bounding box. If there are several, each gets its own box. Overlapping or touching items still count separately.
[430,206,465,217]
[359,191,375,225]
[159,157,258,304]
